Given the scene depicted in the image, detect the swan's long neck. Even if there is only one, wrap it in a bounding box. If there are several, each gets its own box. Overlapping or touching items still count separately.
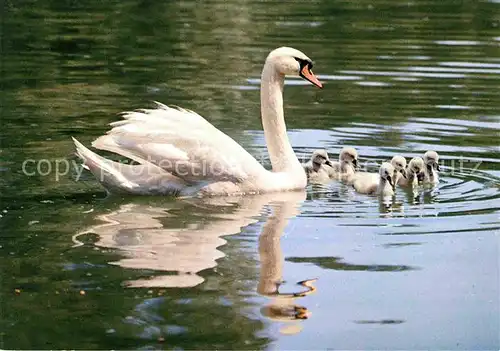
[260,62,301,173]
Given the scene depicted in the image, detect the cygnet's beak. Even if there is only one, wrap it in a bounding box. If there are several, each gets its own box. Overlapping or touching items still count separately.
[387,174,394,188]
[400,168,407,179]
[300,64,323,88]
[433,162,441,172]
[417,171,425,182]
[325,159,333,167]
[352,159,358,169]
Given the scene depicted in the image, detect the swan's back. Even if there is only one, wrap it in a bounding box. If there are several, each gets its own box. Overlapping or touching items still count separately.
[92,103,265,184]
[352,173,379,194]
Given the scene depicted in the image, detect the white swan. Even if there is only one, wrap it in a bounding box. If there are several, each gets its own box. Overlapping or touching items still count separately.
[352,162,396,196]
[398,157,425,187]
[302,149,333,183]
[72,47,322,196]
[423,150,440,184]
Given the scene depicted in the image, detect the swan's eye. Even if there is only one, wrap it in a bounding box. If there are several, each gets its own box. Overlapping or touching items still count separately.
[294,57,313,70]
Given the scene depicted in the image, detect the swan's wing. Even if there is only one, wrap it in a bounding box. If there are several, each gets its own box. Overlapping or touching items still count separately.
[73,137,186,195]
[92,103,265,183]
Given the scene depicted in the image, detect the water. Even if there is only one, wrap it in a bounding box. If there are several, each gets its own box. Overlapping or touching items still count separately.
[1,0,499,349]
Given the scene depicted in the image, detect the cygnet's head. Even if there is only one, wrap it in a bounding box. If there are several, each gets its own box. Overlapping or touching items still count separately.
[379,162,396,188]
[339,147,358,169]
[391,155,407,179]
[423,150,440,172]
[266,47,322,88]
[408,157,425,181]
[311,149,332,167]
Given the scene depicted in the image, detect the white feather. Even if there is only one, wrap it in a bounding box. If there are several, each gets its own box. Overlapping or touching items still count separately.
[90,105,264,184]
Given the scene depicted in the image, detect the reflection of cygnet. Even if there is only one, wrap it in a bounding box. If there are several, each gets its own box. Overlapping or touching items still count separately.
[399,157,425,187]
[353,162,396,196]
[423,150,440,184]
[302,150,333,183]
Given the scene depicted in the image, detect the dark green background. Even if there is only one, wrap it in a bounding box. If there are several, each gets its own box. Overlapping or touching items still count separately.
[1,0,499,349]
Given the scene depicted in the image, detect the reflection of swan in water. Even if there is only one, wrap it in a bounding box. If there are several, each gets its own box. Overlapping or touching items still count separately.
[73,199,244,287]
[256,193,317,333]
[72,192,312,290]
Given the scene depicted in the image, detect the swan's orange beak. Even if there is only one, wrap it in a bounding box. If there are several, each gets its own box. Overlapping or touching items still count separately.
[300,65,323,88]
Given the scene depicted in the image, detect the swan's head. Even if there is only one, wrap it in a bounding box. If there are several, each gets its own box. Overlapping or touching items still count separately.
[408,157,425,181]
[391,155,407,179]
[423,150,440,172]
[339,147,358,169]
[311,149,332,167]
[379,162,396,188]
[266,47,322,88]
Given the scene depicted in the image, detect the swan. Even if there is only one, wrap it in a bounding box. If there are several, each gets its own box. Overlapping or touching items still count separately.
[72,47,322,196]
[302,149,333,183]
[423,150,440,184]
[328,147,358,183]
[352,162,396,196]
[398,157,425,187]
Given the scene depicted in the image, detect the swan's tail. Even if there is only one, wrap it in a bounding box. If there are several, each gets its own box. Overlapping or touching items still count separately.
[72,137,186,195]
